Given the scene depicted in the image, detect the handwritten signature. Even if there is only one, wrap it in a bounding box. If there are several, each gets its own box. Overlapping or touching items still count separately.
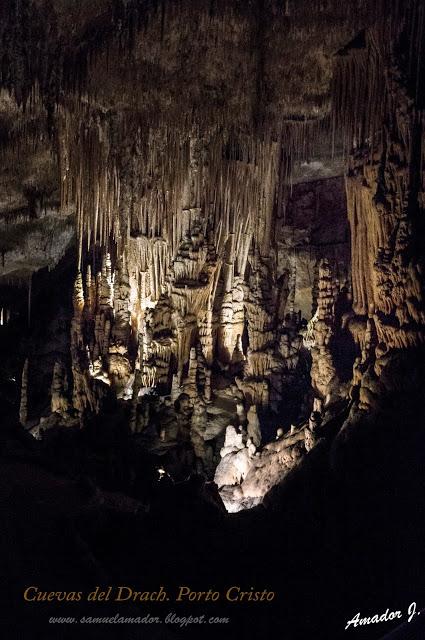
[345,602,420,630]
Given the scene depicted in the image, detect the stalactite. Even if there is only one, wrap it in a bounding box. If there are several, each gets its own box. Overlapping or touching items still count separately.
[84,265,96,319]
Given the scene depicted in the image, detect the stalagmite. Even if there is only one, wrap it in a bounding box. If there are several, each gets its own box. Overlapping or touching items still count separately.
[84,266,95,318]
[50,361,70,416]
[247,405,261,448]
[310,259,340,402]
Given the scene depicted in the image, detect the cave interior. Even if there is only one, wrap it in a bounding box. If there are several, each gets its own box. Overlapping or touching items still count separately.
[0,1,425,638]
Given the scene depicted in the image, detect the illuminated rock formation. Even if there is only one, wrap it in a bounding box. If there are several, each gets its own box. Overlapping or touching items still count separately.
[216,423,312,512]
[0,0,424,515]
[310,259,339,402]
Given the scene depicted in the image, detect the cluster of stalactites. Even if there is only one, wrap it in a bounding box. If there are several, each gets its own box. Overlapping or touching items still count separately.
[344,79,425,348]
[331,0,425,156]
[346,154,425,349]
[58,108,283,271]
[334,0,425,355]
[59,106,289,413]
[0,0,380,123]
[332,0,425,203]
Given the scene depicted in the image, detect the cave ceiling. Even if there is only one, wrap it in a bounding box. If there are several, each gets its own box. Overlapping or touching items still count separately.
[0,0,378,278]
[1,0,374,121]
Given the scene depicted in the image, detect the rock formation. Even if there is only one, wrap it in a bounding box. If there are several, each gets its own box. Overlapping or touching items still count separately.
[0,0,423,515]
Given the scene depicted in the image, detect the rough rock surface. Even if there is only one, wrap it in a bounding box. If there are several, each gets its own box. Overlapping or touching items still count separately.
[0,0,424,515]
